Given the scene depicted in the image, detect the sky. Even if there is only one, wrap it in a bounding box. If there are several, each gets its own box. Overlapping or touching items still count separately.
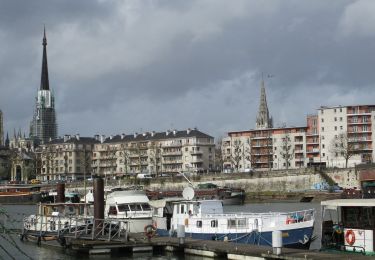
[1,0,375,140]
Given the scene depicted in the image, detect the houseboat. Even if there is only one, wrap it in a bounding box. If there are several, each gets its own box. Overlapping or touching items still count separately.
[0,184,42,204]
[151,188,315,249]
[321,199,375,255]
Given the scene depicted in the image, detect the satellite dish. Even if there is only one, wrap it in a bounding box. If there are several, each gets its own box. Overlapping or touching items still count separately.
[182,187,195,200]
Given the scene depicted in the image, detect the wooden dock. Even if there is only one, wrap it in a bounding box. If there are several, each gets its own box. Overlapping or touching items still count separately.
[66,236,372,259]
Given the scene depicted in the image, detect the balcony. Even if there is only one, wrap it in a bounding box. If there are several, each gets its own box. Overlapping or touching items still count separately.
[252,136,272,140]
[163,160,183,164]
[295,150,304,154]
[162,151,182,156]
[190,151,203,155]
[348,137,372,142]
[162,143,182,148]
[306,149,319,154]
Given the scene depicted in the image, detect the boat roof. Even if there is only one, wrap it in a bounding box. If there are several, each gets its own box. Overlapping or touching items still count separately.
[321,199,375,207]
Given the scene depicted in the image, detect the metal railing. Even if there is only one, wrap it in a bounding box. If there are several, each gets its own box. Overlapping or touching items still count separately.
[23,215,129,242]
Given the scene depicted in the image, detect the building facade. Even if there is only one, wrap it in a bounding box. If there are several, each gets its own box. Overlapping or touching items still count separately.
[92,129,215,178]
[30,28,58,145]
[223,127,307,171]
[37,135,98,181]
[318,105,375,168]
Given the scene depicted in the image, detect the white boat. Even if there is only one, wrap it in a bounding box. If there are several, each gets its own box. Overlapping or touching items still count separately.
[321,199,375,255]
[22,202,94,245]
[151,188,315,249]
[105,188,153,233]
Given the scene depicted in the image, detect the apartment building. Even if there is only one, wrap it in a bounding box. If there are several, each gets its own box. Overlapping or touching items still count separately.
[306,115,321,166]
[223,126,307,171]
[318,105,375,167]
[37,135,99,181]
[91,129,215,178]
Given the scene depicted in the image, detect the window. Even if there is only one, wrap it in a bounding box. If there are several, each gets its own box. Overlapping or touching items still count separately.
[334,117,337,121]
[363,125,368,132]
[321,127,324,132]
[340,126,343,130]
[340,117,343,121]
[340,108,342,112]
[334,126,337,131]
[196,221,202,228]
[211,220,218,228]
[321,118,324,123]
[108,206,117,215]
[322,144,325,149]
[321,110,324,114]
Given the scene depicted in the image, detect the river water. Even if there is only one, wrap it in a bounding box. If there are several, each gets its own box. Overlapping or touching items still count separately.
[0,202,321,260]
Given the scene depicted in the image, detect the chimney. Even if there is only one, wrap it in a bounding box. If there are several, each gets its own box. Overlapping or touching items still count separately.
[166,130,171,136]
[187,128,191,134]
[173,129,177,135]
[151,131,156,137]
[134,133,138,138]
[94,134,100,141]
[100,135,105,144]
[75,134,80,140]
[121,133,125,139]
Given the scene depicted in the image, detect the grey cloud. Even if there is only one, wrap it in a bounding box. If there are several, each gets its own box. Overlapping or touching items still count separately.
[0,0,374,139]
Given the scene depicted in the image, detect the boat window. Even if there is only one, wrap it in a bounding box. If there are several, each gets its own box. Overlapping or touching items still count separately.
[141,204,150,211]
[181,205,185,214]
[130,204,142,211]
[342,206,374,229]
[117,204,130,212]
[196,221,202,228]
[211,220,218,228]
[108,206,117,215]
[228,219,236,228]
[237,219,247,228]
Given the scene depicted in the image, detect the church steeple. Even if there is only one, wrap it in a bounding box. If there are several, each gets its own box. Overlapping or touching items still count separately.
[40,26,50,91]
[256,77,273,129]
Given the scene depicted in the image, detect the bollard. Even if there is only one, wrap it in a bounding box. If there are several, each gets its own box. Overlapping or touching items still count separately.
[56,183,65,203]
[272,230,282,255]
[177,224,185,245]
[93,178,104,236]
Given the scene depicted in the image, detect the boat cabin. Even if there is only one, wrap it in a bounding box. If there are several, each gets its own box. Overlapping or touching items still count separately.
[321,199,375,255]
[105,190,152,219]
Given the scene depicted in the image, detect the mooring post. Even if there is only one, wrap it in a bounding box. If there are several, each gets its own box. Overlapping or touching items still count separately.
[272,230,282,255]
[177,224,185,245]
[93,178,104,237]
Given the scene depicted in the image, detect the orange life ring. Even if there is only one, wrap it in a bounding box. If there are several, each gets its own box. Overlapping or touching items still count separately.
[144,224,156,238]
[286,217,295,224]
[345,229,355,246]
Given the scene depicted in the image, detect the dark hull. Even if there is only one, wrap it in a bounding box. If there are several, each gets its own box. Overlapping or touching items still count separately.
[157,226,314,249]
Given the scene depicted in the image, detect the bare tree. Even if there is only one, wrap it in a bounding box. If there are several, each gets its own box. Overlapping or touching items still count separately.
[42,146,58,180]
[214,137,223,172]
[280,133,294,170]
[105,145,118,181]
[119,143,131,178]
[148,142,162,177]
[231,139,243,172]
[330,132,356,168]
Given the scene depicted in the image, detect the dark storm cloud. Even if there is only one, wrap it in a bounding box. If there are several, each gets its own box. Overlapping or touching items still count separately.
[1,0,375,138]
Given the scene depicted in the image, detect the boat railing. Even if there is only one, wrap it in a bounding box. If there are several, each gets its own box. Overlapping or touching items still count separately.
[203,208,315,223]
[23,215,129,242]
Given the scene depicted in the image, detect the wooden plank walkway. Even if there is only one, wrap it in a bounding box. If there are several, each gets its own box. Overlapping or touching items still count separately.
[68,236,373,259]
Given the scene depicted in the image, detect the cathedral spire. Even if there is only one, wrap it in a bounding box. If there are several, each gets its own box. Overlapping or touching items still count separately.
[255,77,273,129]
[40,26,50,91]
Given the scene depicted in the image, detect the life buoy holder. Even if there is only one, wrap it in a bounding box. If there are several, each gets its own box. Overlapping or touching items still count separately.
[144,224,156,239]
[184,218,189,226]
[345,229,355,246]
